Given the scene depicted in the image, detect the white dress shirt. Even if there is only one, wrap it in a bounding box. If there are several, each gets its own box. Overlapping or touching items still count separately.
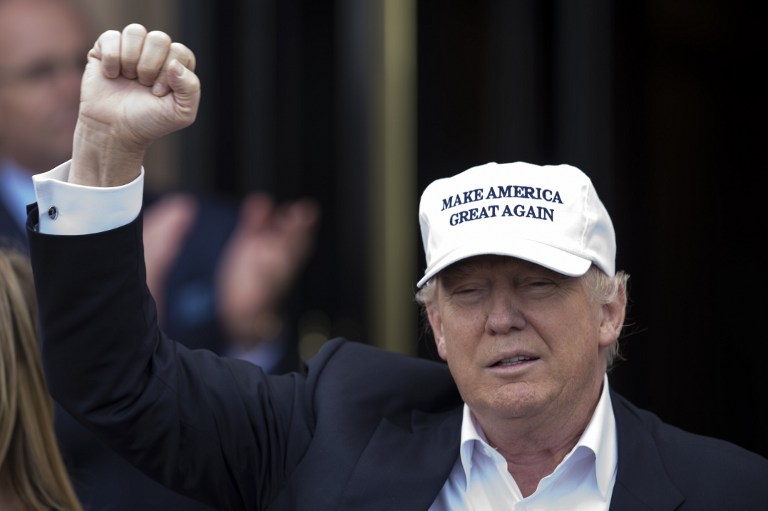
[430,374,617,511]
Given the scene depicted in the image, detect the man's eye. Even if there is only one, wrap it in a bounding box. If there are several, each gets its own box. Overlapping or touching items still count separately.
[3,57,86,86]
[22,62,58,82]
[519,279,558,292]
[451,286,485,300]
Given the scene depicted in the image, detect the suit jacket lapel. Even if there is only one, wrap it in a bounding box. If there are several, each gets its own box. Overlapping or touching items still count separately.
[340,406,463,511]
[336,388,687,511]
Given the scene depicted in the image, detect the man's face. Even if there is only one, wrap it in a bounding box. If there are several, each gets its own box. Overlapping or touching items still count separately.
[0,0,91,172]
[426,255,622,429]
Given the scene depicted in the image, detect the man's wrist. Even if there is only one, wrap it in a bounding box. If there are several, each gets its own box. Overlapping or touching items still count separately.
[70,118,145,187]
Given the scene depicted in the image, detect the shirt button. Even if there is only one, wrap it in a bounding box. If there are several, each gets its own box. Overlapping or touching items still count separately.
[48,206,58,220]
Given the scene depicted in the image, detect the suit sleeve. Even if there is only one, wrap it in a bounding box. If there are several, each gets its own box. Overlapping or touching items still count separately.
[27,208,312,510]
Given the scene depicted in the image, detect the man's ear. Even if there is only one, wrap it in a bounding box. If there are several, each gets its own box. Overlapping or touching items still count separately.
[426,300,448,361]
[599,284,627,348]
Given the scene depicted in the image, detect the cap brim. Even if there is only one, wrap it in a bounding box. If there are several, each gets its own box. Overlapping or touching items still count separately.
[417,237,592,288]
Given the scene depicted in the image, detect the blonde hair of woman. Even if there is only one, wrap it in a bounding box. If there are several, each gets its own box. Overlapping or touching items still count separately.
[0,247,83,511]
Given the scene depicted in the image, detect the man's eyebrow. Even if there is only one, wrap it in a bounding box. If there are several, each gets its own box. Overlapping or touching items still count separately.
[439,261,486,287]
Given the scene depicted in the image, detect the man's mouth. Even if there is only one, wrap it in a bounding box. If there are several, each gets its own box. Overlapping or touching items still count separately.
[492,356,537,367]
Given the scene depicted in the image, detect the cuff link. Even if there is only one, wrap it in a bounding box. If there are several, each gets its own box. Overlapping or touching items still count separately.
[48,206,58,220]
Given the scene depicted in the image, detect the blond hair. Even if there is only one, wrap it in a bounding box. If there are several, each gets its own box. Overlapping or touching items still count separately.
[0,248,83,511]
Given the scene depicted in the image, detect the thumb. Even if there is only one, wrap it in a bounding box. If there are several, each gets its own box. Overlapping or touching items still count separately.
[166,59,201,125]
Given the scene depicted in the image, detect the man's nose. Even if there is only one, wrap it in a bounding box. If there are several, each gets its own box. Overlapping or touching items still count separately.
[485,291,526,334]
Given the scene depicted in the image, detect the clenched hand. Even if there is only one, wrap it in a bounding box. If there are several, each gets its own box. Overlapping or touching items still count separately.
[69,24,200,187]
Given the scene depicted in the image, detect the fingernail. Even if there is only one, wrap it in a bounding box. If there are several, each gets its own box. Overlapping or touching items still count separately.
[152,81,168,95]
[172,60,186,77]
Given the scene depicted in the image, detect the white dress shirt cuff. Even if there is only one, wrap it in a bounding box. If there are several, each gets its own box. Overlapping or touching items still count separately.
[33,161,144,235]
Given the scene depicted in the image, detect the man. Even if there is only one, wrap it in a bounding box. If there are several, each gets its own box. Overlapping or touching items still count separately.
[28,25,768,510]
[0,0,88,249]
[2,2,316,509]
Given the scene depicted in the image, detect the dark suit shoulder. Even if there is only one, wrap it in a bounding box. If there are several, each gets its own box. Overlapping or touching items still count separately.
[270,338,463,510]
[611,390,768,509]
[306,338,461,413]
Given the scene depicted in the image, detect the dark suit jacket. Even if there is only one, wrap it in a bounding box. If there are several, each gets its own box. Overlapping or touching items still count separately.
[10,190,296,509]
[29,210,768,511]
[10,194,216,510]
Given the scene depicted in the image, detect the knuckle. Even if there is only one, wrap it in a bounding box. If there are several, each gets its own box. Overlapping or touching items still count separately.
[170,42,196,68]
[123,23,148,36]
[147,30,172,46]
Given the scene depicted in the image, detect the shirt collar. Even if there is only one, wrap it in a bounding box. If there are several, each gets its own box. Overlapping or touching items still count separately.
[581,374,618,497]
[458,374,617,497]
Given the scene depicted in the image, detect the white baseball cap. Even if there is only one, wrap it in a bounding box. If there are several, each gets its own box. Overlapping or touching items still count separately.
[417,161,615,288]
